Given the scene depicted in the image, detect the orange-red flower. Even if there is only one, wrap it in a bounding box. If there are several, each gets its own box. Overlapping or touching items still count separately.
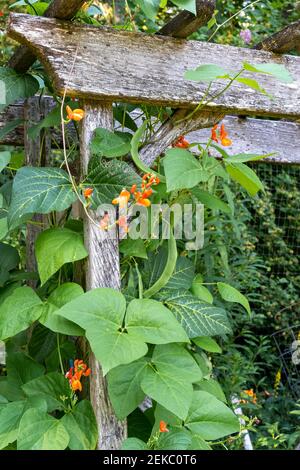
[220,123,232,146]
[243,388,257,404]
[112,189,131,208]
[211,123,232,147]
[130,184,137,194]
[159,420,169,433]
[134,191,151,207]
[65,359,91,393]
[172,135,189,149]
[66,105,85,122]
[211,124,218,143]
[83,187,93,199]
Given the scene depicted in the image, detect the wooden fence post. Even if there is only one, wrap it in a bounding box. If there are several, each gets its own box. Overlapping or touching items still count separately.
[80,100,127,450]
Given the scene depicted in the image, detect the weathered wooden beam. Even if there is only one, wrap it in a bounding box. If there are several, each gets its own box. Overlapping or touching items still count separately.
[186,115,300,165]
[7,14,300,119]
[255,20,300,54]
[80,101,126,449]
[8,0,86,73]
[1,99,300,164]
[157,0,215,38]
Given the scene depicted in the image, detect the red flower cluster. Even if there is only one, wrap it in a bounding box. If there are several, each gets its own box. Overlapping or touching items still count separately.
[65,359,91,392]
[211,123,232,147]
[172,135,189,149]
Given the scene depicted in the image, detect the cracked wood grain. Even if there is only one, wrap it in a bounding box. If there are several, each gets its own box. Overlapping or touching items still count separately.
[7,14,300,119]
[80,100,126,450]
[8,0,86,73]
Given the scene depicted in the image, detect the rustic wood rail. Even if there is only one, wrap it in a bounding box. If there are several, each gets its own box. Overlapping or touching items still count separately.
[7,14,300,119]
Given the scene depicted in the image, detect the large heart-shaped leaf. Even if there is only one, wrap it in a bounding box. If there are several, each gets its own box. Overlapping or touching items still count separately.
[61,400,97,450]
[35,228,88,285]
[141,344,201,420]
[0,286,42,340]
[8,167,77,229]
[107,358,148,420]
[56,289,188,374]
[185,391,240,440]
[157,289,231,338]
[163,149,209,192]
[17,408,69,450]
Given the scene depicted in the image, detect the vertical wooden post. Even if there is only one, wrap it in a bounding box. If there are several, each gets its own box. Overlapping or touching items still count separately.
[80,100,127,450]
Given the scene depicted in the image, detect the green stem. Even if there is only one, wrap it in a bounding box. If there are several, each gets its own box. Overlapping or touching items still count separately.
[57,334,65,375]
[208,0,262,42]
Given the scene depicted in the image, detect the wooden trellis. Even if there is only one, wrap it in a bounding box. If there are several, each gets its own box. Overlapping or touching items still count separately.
[1,0,300,450]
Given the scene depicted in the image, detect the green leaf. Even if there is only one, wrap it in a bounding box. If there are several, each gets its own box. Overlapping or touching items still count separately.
[17,408,69,450]
[158,289,231,338]
[189,434,212,450]
[27,105,61,140]
[0,286,42,340]
[86,159,141,207]
[27,1,49,15]
[0,119,23,142]
[39,283,85,336]
[142,246,168,289]
[158,429,192,450]
[0,400,26,449]
[191,189,231,214]
[119,238,148,259]
[8,167,77,229]
[141,344,198,420]
[171,0,197,15]
[0,151,11,172]
[22,372,71,412]
[0,217,8,241]
[107,358,148,419]
[136,0,160,20]
[192,336,222,353]
[191,274,213,304]
[56,289,187,374]
[0,66,39,111]
[61,400,98,450]
[91,128,131,158]
[163,149,209,192]
[35,228,88,285]
[6,352,45,401]
[217,282,251,315]
[184,64,229,82]
[225,152,276,163]
[164,257,195,290]
[126,298,189,344]
[225,162,264,196]
[0,242,20,286]
[197,379,227,403]
[185,391,240,440]
[54,288,146,375]
[243,62,293,83]
[236,77,270,97]
[121,437,148,450]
